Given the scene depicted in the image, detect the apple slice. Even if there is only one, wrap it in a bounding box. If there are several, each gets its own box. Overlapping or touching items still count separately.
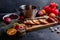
[24,20,35,25]
[39,19,48,24]
[32,20,40,25]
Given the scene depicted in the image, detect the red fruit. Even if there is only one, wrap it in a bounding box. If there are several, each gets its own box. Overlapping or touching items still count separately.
[15,25,22,30]
[4,17,11,24]
[50,8,56,13]
[50,2,58,8]
[53,7,57,9]
[44,6,51,13]
[50,8,59,16]
[53,9,59,16]
[47,17,55,23]
[49,13,56,18]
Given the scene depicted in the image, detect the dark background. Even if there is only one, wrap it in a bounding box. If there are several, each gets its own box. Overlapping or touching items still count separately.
[0,0,60,40]
[0,0,60,13]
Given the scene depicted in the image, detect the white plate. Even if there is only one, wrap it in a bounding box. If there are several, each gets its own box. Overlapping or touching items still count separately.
[3,13,19,20]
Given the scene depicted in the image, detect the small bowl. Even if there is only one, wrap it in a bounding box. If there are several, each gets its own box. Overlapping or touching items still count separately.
[3,13,19,20]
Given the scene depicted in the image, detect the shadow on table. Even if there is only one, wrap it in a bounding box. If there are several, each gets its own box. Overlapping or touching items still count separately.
[0,32,25,40]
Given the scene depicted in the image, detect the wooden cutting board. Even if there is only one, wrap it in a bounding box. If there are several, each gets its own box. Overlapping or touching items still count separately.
[26,21,58,32]
[23,15,58,32]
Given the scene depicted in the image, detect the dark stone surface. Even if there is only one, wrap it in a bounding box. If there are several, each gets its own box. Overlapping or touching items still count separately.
[0,0,51,13]
[0,22,60,40]
[0,0,60,40]
[0,0,60,13]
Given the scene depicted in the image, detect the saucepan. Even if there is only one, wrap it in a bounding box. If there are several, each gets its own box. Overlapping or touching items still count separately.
[18,5,38,19]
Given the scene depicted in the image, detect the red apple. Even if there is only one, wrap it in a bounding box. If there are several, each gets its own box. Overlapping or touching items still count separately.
[47,17,55,23]
[53,9,59,16]
[4,17,12,24]
[50,2,58,8]
[50,8,56,13]
[49,8,59,16]
[44,6,51,14]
